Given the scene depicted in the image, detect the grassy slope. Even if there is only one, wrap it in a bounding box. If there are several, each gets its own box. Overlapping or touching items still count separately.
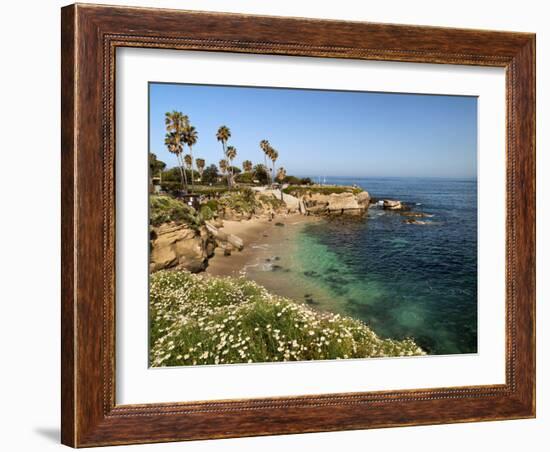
[149,195,203,228]
[150,271,425,366]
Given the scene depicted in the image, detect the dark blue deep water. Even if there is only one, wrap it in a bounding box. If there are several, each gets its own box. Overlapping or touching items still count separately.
[297,177,478,355]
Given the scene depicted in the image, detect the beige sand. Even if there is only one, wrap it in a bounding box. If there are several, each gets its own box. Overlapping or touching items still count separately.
[205,214,319,277]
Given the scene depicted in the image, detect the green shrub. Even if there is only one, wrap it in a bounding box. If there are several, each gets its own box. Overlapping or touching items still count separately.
[217,189,260,214]
[235,172,255,184]
[199,205,215,221]
[204,199,219,212]
[259,194,285,210]
[160,181,181,195]
[149,271,425,366]
[192,186,232,195]
[150,195,203,229]
[282,175,303,185]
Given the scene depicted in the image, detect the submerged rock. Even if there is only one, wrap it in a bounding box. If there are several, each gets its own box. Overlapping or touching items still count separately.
[403,218,433,225]
[400,211,433,218]
[303,270,319,277]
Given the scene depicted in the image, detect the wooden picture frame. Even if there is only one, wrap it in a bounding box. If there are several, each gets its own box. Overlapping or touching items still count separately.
[61,3,535,447]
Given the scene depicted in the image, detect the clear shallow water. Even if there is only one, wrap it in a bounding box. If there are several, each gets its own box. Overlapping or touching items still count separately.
[244,177,478,355]
[295,177,478,355]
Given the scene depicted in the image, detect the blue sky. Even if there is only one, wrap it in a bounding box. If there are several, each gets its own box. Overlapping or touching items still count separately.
[149,83,477,179]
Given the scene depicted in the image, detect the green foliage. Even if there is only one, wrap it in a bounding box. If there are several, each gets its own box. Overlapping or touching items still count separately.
[201,164,220,184]
[283,185,363,196]
[282,175,302,185]
[217,188,259,214]
[161,167,199,192]
[150,195,203,229]
[204,199,219,212]
[235,172,255,184]
[161,167,182,182]
[252,164,269,185]
[258,194,285,210]
[160,181,181,195]
[282,175,312,185]
[149,152,166,176]
[199,205,215,221]
[241,187,256,204]
[149,271,425,366]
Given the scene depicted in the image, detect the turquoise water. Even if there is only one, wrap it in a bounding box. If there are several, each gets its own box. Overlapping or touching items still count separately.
[293,177,478,355]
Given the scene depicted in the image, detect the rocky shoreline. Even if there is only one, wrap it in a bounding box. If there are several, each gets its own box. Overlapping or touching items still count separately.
[149,185,432,274]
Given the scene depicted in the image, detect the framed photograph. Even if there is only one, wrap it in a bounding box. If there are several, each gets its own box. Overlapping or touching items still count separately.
[61,3,535,447]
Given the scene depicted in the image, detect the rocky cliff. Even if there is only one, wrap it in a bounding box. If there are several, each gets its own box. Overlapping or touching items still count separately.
[149,223,216,273]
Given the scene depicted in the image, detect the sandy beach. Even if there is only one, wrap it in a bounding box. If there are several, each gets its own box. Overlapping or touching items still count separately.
[205,213,320,278]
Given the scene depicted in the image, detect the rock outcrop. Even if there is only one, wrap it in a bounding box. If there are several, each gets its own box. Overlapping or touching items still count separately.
[302,191,370,216]
[218,207,253,221]
[261,189,301,213]
[356,191,371,206]
[149,223,215,273]
[205,222,244,251]
[382,199,406,210]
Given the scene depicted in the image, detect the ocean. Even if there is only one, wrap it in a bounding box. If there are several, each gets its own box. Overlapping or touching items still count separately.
[246,177,478,355]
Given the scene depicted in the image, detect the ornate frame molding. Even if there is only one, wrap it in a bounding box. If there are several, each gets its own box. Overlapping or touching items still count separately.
[62,4,535,447]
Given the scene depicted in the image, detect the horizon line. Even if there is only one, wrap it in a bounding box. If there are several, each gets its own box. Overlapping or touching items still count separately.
[159,164,476,181]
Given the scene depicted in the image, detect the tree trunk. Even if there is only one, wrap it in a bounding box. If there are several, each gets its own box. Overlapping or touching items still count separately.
[177,153,188,192]
[176,153,186,192]
[229,159,234,188]
[189,146,194,192]
[222,142,230,188]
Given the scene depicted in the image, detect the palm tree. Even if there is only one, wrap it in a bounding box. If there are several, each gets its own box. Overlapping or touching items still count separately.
[165,111,189,134]
[259,140,270,184]
[276,167,287,182]
[276,167,287,200]
[216,125,231,162]
[242,160,253,173]
[225,145,237,187]
[183,154,193,190]
[269,147,278,187]
[195,158,206,183]
[219,159,228,185]
[182,125,198,191]
[164,111,189,191]
[164,132,187,190]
